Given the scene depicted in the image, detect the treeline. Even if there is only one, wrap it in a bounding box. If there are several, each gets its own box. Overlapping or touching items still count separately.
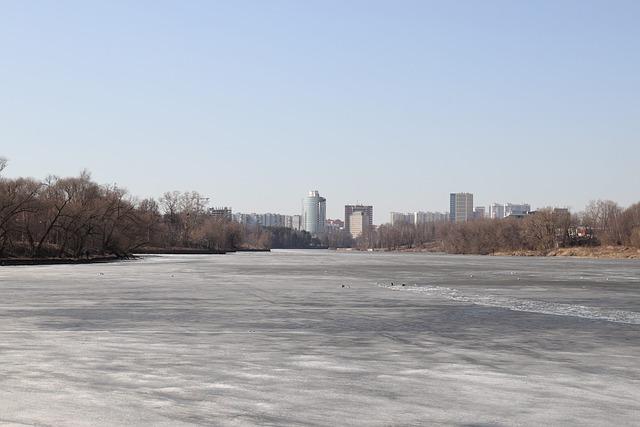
[355,201,640,254]
[4,159,638,258]
[0,169,148,258]
[0,162,314,259]
[267,227,319,249]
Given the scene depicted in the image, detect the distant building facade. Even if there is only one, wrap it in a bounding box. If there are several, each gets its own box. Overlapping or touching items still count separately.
[489,203,504,220]
[208,207,232,220]
[414,211,449,224]
[291,215,303,231]
[303,190,326,235]
[233,212,303,230]
[344,205,373,234]
[390,211,449,226]
[349,211,369,238]
[490,203,531,219]
[474,206,486,220]
[326,219,344,232]
[390,212,413,226]
[504,203,531,218]
[450,193,474,223]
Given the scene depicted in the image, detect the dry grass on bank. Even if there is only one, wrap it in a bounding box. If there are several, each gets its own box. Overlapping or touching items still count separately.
[493,246,640,259]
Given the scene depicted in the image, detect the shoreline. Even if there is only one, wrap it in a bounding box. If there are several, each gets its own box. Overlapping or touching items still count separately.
[132,248,227,255]
[337,245,640,260]
[493,246,640,260]
[0,254,129,266]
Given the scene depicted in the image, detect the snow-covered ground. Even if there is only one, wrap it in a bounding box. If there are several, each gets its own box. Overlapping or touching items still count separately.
[0,251,639,426]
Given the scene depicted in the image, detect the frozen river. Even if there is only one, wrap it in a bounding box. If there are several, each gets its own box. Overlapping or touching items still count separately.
[0,250,639,426]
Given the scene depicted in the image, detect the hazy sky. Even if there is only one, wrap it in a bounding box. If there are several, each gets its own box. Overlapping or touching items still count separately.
[1,1,639,222]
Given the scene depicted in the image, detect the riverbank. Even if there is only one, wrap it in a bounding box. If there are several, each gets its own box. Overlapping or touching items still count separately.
[494,246,640,259]
[0,254,128,266]
[132,247,227,255]
[339,244,640,260]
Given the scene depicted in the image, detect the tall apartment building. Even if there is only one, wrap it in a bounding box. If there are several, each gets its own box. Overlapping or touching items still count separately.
[303,190,326,235]
[344,205,373,233]
[450,193,474,223]
[349,211,369,238]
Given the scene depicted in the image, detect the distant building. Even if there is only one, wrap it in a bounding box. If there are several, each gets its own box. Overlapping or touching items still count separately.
[450,193,474,223]
[232,213,253,225]
[233,212,302,230]
[303,190,326,235]
[259,213,287,227]
[390,212,413,226]
[553,207,569,215]
[489,203,505,219]
[284,215,293,229]
[208,207,232,220]
[326,219,344,231]
[349,211,369,238]
[474,206,486,220]
[504,203,531,218]
[490,203,531,219]
[414,211,449,224]
[344,205,373,234]
[291,214,303,231]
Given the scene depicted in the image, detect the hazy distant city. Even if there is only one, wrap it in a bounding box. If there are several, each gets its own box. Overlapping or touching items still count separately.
[224,190,543,238]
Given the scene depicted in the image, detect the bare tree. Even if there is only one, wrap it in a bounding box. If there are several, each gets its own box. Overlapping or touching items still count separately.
[0,157,7,175]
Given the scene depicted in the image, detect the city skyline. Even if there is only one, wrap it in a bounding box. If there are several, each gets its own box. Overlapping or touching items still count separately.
[232,191,539,228]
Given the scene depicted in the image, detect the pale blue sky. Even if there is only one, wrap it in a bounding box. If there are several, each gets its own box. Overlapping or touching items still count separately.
[1,1,639,222]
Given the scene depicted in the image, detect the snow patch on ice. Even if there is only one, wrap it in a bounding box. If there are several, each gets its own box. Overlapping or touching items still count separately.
[378,283,640,325]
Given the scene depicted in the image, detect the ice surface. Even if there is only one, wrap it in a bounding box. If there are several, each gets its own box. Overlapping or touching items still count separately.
[379,284,640,324]
[0,251,639,426]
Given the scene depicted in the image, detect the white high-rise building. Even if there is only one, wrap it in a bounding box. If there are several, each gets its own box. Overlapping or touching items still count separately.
[303,190,326,235]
